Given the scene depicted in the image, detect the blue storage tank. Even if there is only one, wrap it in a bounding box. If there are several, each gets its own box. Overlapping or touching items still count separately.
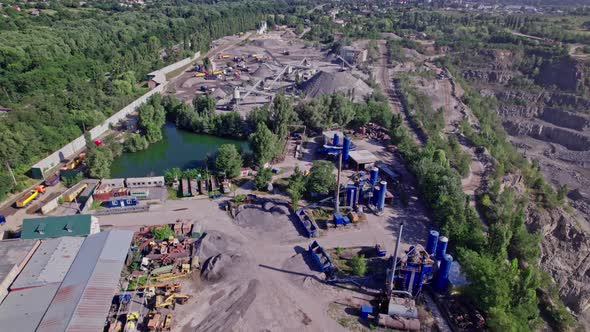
[346,184,357,207]
[426,230,439,255]
[377,181,387,211]
[435,254,453,293]
[435,236,448,260]
[372,186,380,206]
[342,136,351,161]
[333,133,340,146]
[369,167,379,186]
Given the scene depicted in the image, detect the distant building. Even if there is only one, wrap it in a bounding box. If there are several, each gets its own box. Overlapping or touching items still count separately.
[21,215,100,240]
[257,21,268,35]
[340,46,368,64]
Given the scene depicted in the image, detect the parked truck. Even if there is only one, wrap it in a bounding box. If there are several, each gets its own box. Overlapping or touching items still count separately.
[16,190,39,208]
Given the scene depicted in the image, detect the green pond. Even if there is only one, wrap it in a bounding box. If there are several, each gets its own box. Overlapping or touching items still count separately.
[110,123,249,178]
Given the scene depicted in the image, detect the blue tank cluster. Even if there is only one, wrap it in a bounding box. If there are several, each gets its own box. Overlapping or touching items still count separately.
[426,230,439,255]
[342,136,351,162]
[377,181,387,212]
[435,254,453,293]
[369,167,379,186]
[435,236,449,260]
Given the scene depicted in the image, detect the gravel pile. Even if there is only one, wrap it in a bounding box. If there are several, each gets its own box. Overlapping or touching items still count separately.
[299,71,373,102]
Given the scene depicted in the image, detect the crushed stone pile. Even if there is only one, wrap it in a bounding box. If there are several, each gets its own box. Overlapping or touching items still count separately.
[299,71,373,102]
[201,253,243,282]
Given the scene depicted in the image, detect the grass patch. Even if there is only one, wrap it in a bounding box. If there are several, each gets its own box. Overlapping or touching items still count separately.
[127,275,147,290]
[167,187,180,200]
[90,199,104,210]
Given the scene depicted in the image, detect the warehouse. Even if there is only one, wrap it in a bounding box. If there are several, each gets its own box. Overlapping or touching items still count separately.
[37,230,133,331]
[21,214,100,239]
[0,237,85,331]
[0,239,39,303]
[0,231,132,332]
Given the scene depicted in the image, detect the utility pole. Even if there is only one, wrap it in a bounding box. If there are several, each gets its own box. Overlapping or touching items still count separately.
[4,160,16,186]
[334,152,342,213]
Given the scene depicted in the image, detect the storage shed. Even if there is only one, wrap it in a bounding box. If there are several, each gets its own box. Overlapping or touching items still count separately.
[21,215,100,239]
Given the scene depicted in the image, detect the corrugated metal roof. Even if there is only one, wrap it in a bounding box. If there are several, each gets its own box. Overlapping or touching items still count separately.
[11,237,84,289]
[0,239,38,283]
[21,215,93,239]
[37,230,132,332]
[0,284,60,332]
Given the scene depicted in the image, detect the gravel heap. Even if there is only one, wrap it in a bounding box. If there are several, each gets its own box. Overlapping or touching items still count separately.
[299,71,373,102]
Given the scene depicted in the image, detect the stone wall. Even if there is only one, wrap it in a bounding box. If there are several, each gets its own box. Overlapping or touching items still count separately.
[30,52,200,179]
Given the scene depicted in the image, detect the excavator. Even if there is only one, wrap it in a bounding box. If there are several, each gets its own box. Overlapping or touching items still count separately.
[154,294,191,309]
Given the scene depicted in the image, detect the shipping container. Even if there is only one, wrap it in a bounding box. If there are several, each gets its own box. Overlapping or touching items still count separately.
[129,189,149,199]
[106,196,138,208]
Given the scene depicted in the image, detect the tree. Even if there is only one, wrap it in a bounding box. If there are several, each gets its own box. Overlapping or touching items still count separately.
[349,254,367,276]
[216,144,242,178]
[249,123,277,166]
[287,167,306,207]
[138,95,166,143]
[164,167,181,184]
[86,146,113,179]
[253,168,272,191]
[193,95,216,115]
[123,133,149,152]
[203,57,211,71]
[269,94,296,140]
[152,225,174,240]
[306,160,336,195]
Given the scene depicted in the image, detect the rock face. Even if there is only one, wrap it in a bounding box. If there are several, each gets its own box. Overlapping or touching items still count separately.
[503,120,590,151]
[527,206,590,314]
[536,57,588,92]
[462,69,515,84]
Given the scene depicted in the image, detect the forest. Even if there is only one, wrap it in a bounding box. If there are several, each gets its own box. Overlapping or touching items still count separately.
[0,0,293,200]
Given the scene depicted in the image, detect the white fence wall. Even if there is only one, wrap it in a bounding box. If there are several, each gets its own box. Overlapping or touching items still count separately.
[31,52,200,178]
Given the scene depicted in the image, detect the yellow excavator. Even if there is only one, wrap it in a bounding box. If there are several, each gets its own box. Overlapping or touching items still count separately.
[154,293,191,309]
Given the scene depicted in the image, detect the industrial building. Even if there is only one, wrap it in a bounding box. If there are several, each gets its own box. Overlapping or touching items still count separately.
[125,176,165,188]
[0,231,133,332]
[348,150,378,170]
[340,46,368,64]
[21,214,100,239]
[0,239,39,303]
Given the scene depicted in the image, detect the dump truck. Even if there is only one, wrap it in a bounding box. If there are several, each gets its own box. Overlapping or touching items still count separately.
[63,183,88,202]
[16,190,39,208]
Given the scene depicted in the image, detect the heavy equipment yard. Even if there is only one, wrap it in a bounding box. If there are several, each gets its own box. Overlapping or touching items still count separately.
[1,26,481,332]
[166,28,370,116]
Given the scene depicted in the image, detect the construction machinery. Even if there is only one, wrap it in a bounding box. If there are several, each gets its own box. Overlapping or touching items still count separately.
[154,293,191,309]
[195,72,205,77]
[162,314,172,331]
[147,312,162,331]
[130,282,181,293]
[124,312,139,332]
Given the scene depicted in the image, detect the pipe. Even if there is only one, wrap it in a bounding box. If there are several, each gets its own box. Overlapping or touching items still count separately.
[388,222,404,297]
[378,181,387,211]
[377,314,420,331]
